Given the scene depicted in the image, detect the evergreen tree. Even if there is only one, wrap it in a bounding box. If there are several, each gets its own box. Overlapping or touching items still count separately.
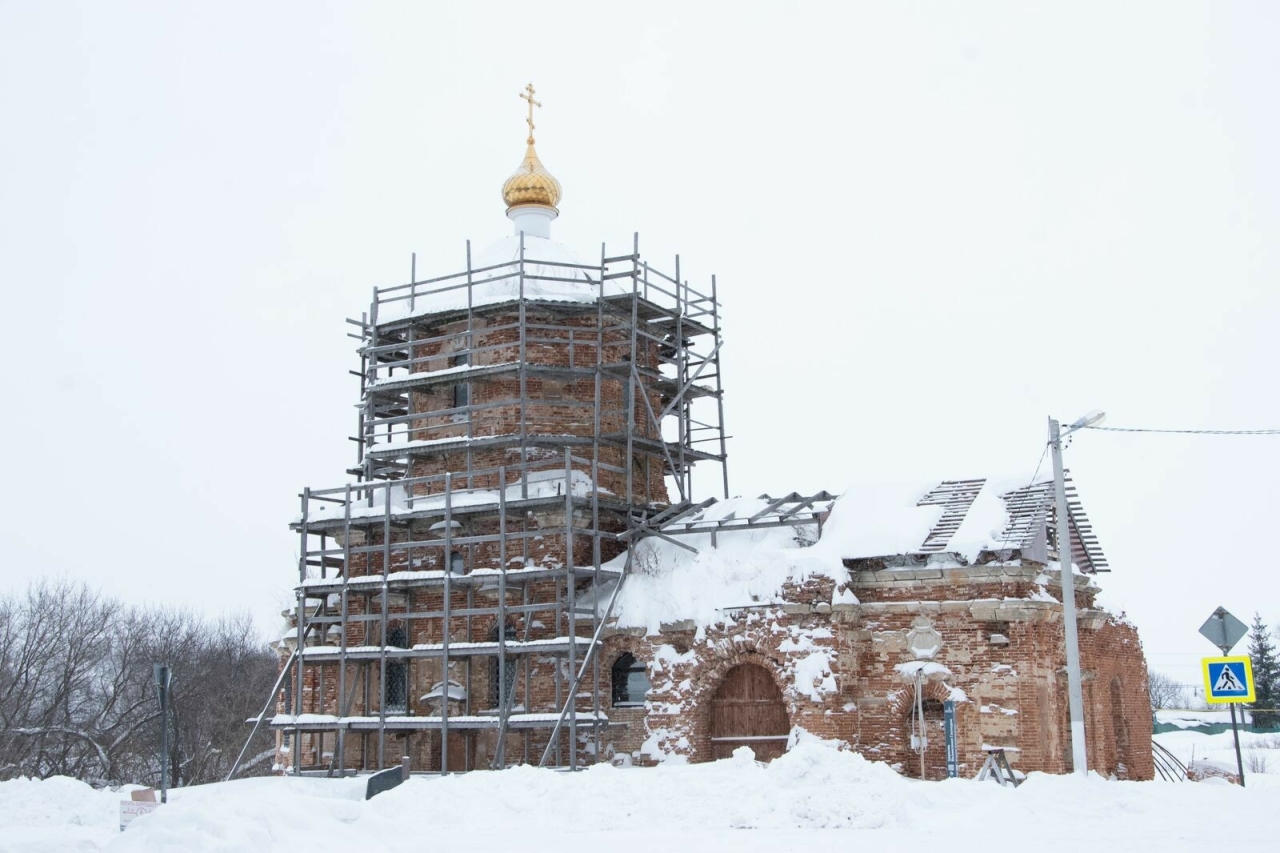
[1247,613,1280,731]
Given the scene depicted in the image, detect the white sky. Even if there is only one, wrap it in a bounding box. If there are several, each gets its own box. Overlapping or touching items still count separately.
[2,2,1277,694]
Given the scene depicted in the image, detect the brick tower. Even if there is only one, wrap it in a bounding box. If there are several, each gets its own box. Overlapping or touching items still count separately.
[269,86,728,774]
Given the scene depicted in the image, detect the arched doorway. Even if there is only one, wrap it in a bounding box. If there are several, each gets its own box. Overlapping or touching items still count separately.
[903,698,947,779]
[709,663,789,761]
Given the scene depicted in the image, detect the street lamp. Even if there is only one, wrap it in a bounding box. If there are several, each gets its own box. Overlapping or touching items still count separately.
[1048,410,1104,778]
[153,664,173,803]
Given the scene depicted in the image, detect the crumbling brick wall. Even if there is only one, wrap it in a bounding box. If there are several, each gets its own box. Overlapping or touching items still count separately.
[591,562,1152,781]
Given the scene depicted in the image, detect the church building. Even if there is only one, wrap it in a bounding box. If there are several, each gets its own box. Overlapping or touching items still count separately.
[267,87,1153,782]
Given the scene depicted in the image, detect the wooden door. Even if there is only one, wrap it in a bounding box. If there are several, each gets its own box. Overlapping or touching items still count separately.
[709,664,789,761]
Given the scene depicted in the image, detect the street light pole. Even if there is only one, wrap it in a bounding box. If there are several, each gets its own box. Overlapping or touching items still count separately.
[154,664,172,803]
[1048,412,1102,777]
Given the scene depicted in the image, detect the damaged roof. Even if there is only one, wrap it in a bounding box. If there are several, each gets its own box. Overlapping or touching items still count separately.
[897,473,1109,572]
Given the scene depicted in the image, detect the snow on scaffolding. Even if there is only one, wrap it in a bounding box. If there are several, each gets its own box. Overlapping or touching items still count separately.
[269,711,610,727]
[368,360,519,390]
[297,637,595,657]
[375,235,632,324]
[297,468,608,525]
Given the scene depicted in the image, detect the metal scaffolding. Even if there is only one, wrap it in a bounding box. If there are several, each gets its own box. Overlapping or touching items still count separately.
[244,233,729,775]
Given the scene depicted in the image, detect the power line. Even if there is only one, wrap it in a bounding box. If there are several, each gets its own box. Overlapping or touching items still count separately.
[1083,425,1280,436]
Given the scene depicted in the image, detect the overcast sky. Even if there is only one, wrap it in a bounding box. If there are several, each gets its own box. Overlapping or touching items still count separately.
[2,2,1277,693]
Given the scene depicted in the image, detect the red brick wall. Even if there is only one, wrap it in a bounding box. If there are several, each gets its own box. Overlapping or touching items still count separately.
[588,565,1152,781]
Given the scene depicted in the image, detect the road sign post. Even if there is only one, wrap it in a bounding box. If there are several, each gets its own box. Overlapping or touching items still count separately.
[1203,657,1256,704]
[1198,607,1248,654]
[1197,606,1252,787]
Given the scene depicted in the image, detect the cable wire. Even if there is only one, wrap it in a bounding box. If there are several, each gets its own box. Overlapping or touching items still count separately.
[1084,425,1280,436]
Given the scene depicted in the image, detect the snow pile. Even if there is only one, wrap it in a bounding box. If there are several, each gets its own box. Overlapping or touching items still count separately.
[108,776,369,852]
[0,775,142,851]
[811,480,944,560]
[0,776,134,829]
[116,740,923,850]
[610,497,843,632]
[7,731,1280,852]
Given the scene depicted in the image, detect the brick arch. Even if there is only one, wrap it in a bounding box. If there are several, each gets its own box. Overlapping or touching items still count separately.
[695,647,788,701]
[686,648,791,763]
[601,635,651,671]
[886,678,953,717]
[708,662,791,761]
[603,646,640,673]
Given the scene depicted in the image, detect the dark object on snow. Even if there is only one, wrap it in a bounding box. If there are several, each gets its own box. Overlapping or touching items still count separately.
[365,766,405,800]
[976,748,1021,787]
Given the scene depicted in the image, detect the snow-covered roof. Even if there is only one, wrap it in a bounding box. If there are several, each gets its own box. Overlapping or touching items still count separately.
[822,474,1108,572]
[604,474,1109,632]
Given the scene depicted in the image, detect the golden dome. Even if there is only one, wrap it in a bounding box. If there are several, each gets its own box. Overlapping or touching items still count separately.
[502,83,561,212]
[502,139,562,211]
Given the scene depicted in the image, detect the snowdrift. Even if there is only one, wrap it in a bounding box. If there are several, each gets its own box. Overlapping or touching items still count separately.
[2,733,1278,853]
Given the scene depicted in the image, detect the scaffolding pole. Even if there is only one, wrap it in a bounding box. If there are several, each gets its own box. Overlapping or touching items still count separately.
[261,233,728,772]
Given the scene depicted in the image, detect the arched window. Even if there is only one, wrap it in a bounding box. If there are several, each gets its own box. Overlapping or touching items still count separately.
[611,653,650,707]
[449,551,466,575]
[384,623,410,714]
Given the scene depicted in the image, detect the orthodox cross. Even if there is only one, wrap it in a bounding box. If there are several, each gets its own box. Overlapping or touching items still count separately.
[519,82,541,143]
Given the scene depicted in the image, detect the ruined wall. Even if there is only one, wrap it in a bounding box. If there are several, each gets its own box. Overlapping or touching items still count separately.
[1080,615,1153,780]
[597,563,1153,781]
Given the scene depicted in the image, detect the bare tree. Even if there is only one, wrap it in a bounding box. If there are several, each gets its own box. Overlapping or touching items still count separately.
[0,579,277,787]
[157,611,278,786]
[1148,669,1187,711]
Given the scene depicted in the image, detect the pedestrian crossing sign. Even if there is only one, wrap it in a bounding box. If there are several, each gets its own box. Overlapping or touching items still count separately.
[1202,656,1255,704]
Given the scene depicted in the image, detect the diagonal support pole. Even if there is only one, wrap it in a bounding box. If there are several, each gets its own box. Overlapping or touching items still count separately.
[537,552,633,768]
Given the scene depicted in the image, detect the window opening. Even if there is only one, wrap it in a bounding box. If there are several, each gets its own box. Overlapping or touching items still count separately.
[611,653,650,707]
[450,352,469,409]
[488,622,519,710]
[449,551,466,575]
[383,623,410,714]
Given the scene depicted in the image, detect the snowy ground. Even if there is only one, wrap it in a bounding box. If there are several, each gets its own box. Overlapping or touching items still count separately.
[1155,726,1280,776]
[3,732,1279,853]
